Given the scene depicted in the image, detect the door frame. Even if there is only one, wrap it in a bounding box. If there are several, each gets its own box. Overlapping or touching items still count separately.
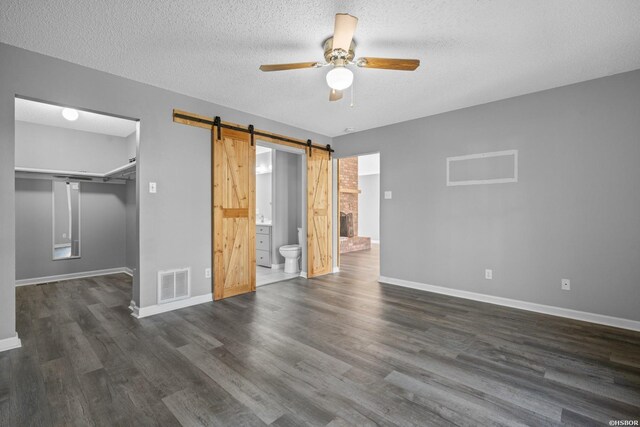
[212,128,333,297]
[334,152,381,271]
[255,140,308,276]
[172,110,336,299]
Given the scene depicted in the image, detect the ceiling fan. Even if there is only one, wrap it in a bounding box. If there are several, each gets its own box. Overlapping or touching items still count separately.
[259,13,420,102]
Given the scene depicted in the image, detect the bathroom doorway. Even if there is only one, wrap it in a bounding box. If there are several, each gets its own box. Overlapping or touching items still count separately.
[337,153,380,279]
[255,141,307,287]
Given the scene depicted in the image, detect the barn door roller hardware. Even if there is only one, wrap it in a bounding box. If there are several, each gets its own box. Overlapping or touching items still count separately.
[213,116,221,140]
[173,109,333,153]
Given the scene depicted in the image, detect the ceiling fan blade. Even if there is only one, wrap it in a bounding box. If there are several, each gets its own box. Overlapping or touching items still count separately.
[357,57,420,71]
[332,13,358,52]
[329,89,343,102]
[259,62,319,72]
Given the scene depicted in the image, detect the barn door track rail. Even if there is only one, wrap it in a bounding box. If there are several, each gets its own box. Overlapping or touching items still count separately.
[173,109,332,155]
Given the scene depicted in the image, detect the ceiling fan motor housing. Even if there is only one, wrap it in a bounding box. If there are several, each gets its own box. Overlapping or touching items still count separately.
[323,37,356,63]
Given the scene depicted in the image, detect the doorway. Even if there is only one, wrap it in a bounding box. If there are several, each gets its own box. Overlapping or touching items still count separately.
[255,140,306,287]
[14,96,139,310]
[175,110,333,300]
[337,153,380,278]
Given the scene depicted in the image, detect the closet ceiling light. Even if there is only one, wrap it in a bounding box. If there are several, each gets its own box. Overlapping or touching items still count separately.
[62,108,79,121]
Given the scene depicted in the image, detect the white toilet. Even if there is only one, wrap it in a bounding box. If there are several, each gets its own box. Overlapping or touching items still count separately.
[279,228,302,274]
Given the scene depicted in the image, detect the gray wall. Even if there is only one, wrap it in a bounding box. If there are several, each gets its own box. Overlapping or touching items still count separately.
[272,151,303,265]
[125,131,137,161]
[333,69,640,322]
[15,178,126,280]
[125,179,137,274]
[15,121,130,172]
[358,173,380,242]
[0,42,330,341]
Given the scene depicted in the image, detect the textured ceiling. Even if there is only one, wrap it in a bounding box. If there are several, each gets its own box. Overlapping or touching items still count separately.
[2,1,640,137]
[15,98,137,137]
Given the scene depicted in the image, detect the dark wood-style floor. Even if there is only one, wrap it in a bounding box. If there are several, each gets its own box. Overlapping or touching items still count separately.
[4,244,640,426]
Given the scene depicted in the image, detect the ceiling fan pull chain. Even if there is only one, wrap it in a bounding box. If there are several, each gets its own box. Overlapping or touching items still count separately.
[350,79,355,108]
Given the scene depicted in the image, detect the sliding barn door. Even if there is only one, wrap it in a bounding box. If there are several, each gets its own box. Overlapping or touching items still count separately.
[307,150,333,277]
[213,128,256,300]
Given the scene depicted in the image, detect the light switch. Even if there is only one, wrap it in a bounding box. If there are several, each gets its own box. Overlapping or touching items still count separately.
[384,191,392,199]
[149,182,157,193]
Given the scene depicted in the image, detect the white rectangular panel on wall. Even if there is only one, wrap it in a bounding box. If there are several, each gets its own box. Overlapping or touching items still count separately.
[447,149,518,186]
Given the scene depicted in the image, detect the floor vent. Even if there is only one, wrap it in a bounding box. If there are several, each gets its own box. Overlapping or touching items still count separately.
[157,267,191,304]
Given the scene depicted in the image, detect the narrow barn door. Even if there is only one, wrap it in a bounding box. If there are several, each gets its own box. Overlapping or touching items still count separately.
[213,128,256,300]
[307,149,333,277]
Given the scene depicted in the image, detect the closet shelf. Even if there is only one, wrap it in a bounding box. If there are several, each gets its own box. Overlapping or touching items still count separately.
[104,161,136,178]
[15,161,136,181]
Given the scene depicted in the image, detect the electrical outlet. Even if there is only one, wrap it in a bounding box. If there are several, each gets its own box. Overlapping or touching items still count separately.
[384,191,392,199]
[149,182,157,193]
[485,269,493,280]
[561,279,571,291]
[205,268,212,279]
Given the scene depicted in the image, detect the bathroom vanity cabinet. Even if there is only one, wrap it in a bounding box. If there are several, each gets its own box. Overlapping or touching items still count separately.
[256,224,272,267]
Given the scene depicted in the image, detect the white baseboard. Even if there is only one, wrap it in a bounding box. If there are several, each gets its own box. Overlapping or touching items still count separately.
[132,293,213,319]
[271,263,284,270]
[333,266,340,273]
[16,267,131,286]
[378,276,640,332]
[300,271,308,278]
[371,240,380,244]
[123,267,134,276]
[0,333,22,353]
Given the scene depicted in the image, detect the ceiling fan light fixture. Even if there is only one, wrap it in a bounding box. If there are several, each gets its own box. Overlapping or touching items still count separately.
[326,66,353,90]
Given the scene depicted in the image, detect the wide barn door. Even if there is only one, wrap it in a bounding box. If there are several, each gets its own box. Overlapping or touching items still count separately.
[213,128,256,300]
[307,150,333,277]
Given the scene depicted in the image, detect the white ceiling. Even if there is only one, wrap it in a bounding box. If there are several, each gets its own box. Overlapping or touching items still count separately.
[2,1,640,137]
[15,98,137,137]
